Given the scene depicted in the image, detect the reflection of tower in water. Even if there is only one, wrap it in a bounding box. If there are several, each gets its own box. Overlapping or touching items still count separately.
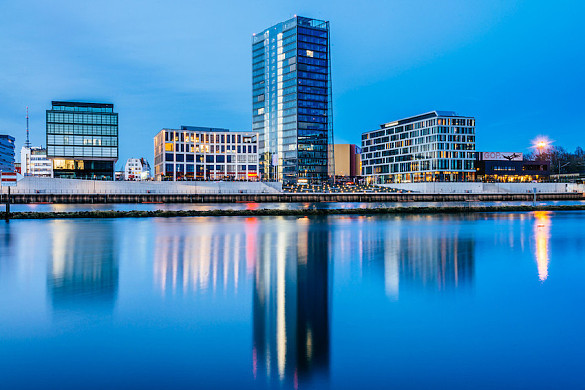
[253,219,330,387]
[48,221,118,309]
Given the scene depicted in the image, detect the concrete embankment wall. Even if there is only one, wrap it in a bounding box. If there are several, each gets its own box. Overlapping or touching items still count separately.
[381,182,585,194]
[4,178,582,196]
[0,178,583,203]
[0,177,282,195]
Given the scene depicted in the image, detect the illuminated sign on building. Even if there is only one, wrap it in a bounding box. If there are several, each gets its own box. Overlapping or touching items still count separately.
[482,152,523,161]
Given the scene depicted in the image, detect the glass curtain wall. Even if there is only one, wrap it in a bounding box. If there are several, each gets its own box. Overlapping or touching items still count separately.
[46,101,118,180]
[253,16,333,183]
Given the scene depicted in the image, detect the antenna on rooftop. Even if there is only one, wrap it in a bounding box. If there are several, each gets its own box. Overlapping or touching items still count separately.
[25,106,31,148]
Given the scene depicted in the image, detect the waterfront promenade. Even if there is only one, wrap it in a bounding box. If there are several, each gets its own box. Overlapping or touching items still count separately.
[381,182,585,194]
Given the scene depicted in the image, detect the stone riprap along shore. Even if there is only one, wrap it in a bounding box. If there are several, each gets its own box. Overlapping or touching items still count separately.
[2,204,585,220]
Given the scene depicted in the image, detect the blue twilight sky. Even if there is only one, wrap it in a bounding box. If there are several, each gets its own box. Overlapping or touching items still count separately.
[0,0,583,168]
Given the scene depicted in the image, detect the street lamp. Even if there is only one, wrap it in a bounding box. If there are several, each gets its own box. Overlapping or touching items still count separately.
[532,137,551,156]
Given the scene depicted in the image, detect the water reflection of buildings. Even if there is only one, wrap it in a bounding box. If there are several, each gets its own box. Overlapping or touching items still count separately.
[153,218,258,295]
[352,216,475,299]
[0,223,15,276]
[393,228,474,294]
[151,218,330,386]
[48,221,118,309]
[253,218,330,387]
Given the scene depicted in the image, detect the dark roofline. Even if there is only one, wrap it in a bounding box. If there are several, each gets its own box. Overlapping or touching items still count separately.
[51,101,114,108]
[296,16,329,28]
[254,15,329,38]
[379,110,473,128]
[180,126,231,132]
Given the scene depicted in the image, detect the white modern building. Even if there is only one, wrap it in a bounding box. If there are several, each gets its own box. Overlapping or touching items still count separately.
[20,146,53,177]
[115,171,124,181]
[361,111,476,183]
[124,158,151,181]
[153,126,259,181]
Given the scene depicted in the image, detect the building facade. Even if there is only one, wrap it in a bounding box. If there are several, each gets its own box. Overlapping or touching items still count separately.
[334,144,361,179]
[253,16,333,183]
[21,146,53,177]
[46,101,118,180]
[0,135,15,173]
[476,152,550,182]
[124,158,151,181]
[153,126,258,181]
[361,111,476,183]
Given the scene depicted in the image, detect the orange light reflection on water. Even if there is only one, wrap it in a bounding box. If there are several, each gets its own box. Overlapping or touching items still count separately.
[534,211,551,282]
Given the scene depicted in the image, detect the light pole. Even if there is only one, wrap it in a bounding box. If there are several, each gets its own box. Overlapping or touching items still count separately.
[536,141,549,158]
[532,137,551,159]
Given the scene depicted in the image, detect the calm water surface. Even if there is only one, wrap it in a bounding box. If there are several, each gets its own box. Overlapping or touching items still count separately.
[1,211,585,389]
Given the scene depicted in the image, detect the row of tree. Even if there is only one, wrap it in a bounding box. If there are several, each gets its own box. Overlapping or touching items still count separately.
[526,147,585,174]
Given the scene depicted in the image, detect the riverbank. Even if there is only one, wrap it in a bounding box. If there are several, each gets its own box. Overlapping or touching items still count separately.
[2,177,584,200]
[1,191,583,204]
[3,204,585,220]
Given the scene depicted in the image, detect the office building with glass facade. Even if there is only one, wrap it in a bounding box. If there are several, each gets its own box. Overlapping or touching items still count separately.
[252,16,333,183]
[0,135,16,173]
[361,111,476,183]
[153,126,258,181]
[46,101,118,180]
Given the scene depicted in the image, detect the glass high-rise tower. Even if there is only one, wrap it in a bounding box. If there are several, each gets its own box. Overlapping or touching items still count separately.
[252,16,333,183]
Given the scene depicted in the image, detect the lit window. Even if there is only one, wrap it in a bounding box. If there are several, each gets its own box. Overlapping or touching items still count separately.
[306,50,314,57]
